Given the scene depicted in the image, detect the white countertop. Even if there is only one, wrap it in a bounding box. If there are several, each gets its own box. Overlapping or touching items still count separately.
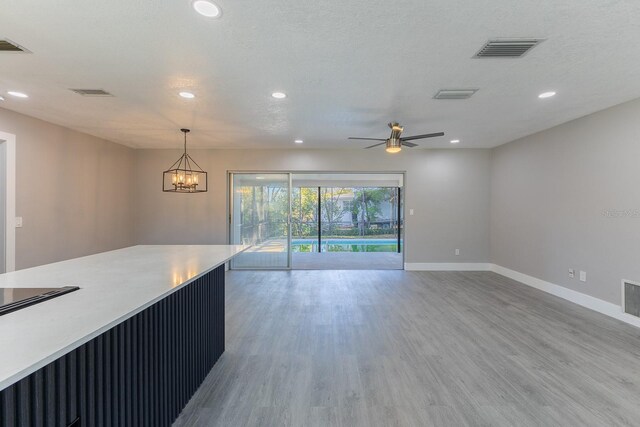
[0,245,247,390]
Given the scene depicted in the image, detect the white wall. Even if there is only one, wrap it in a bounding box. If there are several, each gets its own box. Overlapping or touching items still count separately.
[491,98,640,304]
[0,107,136,270]
[134,148,492,264]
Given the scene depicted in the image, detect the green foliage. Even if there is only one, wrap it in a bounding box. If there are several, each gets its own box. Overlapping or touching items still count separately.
[291,187,318,237]
[320,187,351,236]
[238,184,289,243]
[350,188,398,236]
[238,184,400,241]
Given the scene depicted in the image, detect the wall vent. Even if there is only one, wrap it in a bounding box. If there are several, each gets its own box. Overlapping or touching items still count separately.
[0,39,30,53]
[70,89,114,97]
[622,280,640,317]
[474,38,544,58]
[434,89,478,100]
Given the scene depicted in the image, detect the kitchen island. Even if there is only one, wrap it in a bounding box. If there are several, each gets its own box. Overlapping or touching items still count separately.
[0,245,246,427]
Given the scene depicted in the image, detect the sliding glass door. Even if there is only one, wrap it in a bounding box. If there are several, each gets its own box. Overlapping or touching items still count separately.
[290,186,402,253]
[230,173,291,269]
[327,187,402,253]
[229,172,404,270]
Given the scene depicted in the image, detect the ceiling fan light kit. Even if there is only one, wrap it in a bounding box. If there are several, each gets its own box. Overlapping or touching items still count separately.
[385,138,402,153]
[348,122,445,153]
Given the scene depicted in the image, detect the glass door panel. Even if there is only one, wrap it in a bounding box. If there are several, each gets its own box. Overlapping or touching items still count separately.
[291,187,319,253]
[319,187,352,252]
[320,187,402,253]
[230,173,291,269]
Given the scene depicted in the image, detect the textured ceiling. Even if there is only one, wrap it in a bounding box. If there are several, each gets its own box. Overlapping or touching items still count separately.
[1,0,640,149]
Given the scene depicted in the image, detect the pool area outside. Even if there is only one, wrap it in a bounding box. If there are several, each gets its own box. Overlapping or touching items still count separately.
[232,238,404,269]
[291,238,402,253]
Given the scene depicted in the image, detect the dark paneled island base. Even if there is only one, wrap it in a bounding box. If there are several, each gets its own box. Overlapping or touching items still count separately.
[1,265,225,427]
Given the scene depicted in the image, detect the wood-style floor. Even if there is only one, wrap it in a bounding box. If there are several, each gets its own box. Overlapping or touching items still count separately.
[292,252,403,270]
[173,270,640,427]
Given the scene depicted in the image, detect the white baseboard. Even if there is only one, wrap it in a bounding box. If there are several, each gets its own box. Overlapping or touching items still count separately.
[490,264,640,329]
[405,262,492,271]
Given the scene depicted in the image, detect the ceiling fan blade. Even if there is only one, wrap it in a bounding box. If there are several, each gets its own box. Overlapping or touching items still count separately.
[365,142,387,149]
[400,132,445,141]
[402,141,418,148]
[348,137,387,141]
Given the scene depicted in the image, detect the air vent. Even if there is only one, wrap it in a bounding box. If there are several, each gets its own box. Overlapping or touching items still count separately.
[0,39,30,53]
[622,280,640,317]
[70,89,113,97]
[434,89,478,100]
[474,38,544,58]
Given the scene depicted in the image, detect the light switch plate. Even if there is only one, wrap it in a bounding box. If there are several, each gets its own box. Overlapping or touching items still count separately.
[579,271,587,282]
[455,249,460,256]
[409,209,414,216]
[15,217,23,228]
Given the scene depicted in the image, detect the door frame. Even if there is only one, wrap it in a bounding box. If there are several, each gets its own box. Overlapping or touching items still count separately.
[227,170,406,270]
[0,131,16,272]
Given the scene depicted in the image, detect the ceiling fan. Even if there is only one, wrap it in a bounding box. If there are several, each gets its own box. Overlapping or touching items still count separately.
[348,122,444,153]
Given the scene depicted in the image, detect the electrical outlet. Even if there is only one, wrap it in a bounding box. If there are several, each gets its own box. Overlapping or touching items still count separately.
[455,249,460,256]
[15,217,23,228]
[579,271,587,282]
[568,269,575,279]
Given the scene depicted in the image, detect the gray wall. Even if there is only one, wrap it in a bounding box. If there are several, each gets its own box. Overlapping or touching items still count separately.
[0,107,136,270]
[0,142,5,273]
[134,148,492,264]
[491,98,640,304]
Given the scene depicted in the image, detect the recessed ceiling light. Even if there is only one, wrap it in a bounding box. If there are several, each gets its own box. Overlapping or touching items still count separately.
[192,0,222,18]
[271,92,287,99]
[7,91,28,98]
[179,91,195,99]
[294,139,303,144]
[450,139,460,144]
[256,176,264,180]
[538,91,556,99]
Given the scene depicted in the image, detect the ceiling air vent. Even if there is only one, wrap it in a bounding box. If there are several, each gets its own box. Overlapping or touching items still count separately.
[70,89,114,97]
[474,38,544,58]
[434,89,478,100]
[0,39,30,53]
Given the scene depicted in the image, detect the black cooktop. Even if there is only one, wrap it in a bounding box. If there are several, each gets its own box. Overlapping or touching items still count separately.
[0,287,79,316]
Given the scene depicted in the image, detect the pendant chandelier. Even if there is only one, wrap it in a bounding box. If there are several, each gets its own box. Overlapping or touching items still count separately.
[162,128,208,193]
